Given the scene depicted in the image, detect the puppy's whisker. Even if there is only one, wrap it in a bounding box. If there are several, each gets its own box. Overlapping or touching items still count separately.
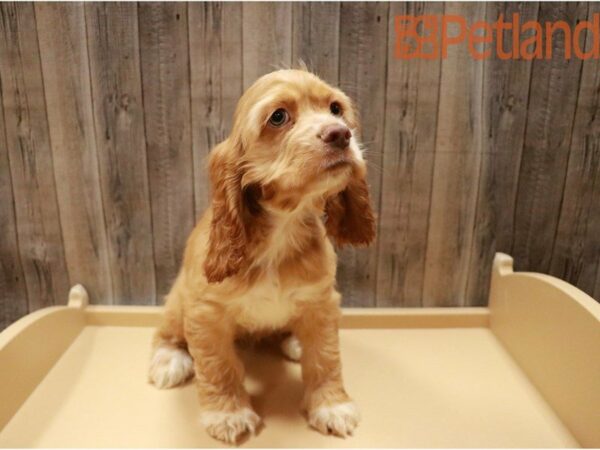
[358,140,379,146]
[361,150,382,160]
[365,164,384,175]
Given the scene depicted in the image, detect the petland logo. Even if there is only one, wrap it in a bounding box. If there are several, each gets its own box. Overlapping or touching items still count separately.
[395,13,600,60]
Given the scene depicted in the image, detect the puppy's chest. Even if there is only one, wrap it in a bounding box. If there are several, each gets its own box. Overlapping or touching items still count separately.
[229,273,326,332]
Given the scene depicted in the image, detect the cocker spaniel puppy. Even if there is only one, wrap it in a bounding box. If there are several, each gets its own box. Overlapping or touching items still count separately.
[149,69,375,443]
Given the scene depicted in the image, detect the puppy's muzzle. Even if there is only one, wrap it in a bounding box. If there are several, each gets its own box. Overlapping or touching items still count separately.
[320,124,351,150]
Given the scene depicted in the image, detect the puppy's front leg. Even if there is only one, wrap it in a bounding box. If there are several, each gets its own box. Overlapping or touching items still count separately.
[293,295,360,437]
[185,312,260,444]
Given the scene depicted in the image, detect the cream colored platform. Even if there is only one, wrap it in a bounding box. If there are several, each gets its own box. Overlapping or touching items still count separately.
[1,253,599,448]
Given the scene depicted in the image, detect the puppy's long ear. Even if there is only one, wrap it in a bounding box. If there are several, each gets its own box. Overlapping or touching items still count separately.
[325,173,376,247]
[203,139,247,283]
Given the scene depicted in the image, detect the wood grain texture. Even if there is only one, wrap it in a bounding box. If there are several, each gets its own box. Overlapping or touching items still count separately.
[550,2,600,297]
[35,2,112,304]
[423,2,486,307]
[0,2,69,310]
[375,2,442,307]
[291,2,340,86]
[337,2,389,307]
[0,76,28,330]
[85,3,156,305]
[138,2,195,301]
[512,2,588,273]
[188,2,242,217]
[465,2,539,306]
[596,260,600,300]
[242,3,292,88]
[1,2,600,323]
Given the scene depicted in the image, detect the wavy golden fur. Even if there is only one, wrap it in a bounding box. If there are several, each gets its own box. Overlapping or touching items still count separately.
[149,69,375,443]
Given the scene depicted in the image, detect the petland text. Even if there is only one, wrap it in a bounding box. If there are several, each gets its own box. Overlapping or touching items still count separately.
[395,13,600,60]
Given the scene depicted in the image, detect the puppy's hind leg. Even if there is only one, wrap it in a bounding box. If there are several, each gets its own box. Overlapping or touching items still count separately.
[149,342,194,389]
[149,288,194,389]
[280,334,302,361]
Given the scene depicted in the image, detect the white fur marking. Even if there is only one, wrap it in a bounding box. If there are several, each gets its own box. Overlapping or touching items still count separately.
[280,334,302,361]
[349,135,364,161]
[200,407,261,443]
[309,401,361,438]
[148,345,194,389]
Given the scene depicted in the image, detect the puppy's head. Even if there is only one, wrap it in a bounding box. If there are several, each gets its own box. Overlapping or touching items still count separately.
[204,69,376,283]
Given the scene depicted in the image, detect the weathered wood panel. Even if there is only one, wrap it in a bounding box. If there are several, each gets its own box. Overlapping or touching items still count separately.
[35,2,113,304]
[376,2,442,307]
[0,76,28,330]
[550,2,600,295]
[337,2,389,307]
[242,3,292,88]
[139,3,195,301]
[596,263,600,301]
[85,3,156,305]
[465,2,539,306]
[0,2,70,310]
[423,2,486,306]
[291,2,340,86]
[1,2,600,328]
[188,2,242,216]
[512,2,588,273]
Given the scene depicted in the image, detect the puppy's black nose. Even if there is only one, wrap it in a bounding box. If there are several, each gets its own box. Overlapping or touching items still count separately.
[321,124,351,150]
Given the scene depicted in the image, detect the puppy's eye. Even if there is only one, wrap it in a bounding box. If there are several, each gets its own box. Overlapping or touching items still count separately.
[268,108,289,127]
[330,102,342,116]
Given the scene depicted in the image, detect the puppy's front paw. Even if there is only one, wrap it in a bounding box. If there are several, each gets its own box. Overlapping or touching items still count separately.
[148,344,194,389]
[200,407,261,444]
[280,334,302,361]
[308,401,361,438]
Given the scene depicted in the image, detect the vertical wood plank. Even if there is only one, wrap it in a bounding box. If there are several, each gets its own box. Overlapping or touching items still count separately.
[422,2,486,307]
[35,3,113,303]
[242,3,292,88]
[465,2,539,306]
[85,3,156,305]
[337,2,389,306]
[550,2,600,298]
[512,2,588,274]
[376,2,442,307]
[139,2,194,301]
[595,263,600,301]
[0,78,28,330]
[188,3,242,216]
[291,2,340,85]
[0,1,598,314]
[0,2,70,310]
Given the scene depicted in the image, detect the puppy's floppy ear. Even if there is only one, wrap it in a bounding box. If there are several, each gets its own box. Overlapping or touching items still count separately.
[203,138,247,283]
[325,171,376,247]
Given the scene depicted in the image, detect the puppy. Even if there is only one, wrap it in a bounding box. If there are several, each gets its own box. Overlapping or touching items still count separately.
[148,69,376,443]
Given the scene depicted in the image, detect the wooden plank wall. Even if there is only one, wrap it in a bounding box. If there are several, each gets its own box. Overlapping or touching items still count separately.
[1,2,599,328]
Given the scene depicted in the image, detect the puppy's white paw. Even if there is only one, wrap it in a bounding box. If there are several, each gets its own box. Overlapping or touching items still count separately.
[280,334,302,361]
[308,401,361,438]
[148,344,194,389]
[200,407,261,443]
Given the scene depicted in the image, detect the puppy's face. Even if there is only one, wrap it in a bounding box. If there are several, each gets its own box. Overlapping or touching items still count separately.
[232,70,365,205]
[204,70,375,283]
